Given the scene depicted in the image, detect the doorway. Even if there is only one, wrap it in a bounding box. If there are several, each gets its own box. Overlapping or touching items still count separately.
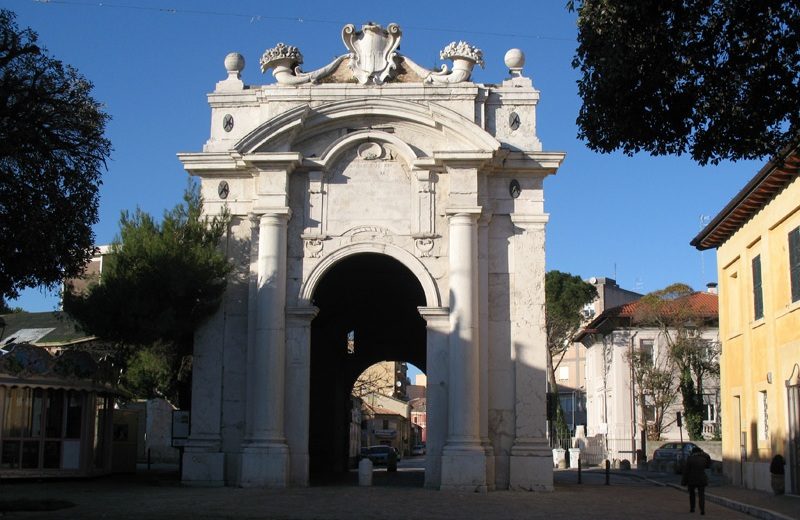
[308,253,427,482]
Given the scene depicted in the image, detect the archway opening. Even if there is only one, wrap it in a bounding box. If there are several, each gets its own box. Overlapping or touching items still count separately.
[308,253,426,483]
[353,361,427,485]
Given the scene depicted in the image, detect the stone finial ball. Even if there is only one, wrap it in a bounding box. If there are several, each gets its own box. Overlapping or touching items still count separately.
[504,48,525,69]
[224,52,245,73]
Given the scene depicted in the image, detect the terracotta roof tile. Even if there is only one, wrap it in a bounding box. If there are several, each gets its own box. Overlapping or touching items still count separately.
[575,292,718,341]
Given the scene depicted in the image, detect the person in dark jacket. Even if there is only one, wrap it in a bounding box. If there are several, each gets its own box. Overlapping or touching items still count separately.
[682,447,711,514]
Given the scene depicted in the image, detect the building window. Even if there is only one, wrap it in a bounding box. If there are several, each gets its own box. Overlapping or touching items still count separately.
[644,402,656,423]
[559,393,574,414]
[1,388,90,470]
[752,255,764,320]
[639,339,654,365]
[790,226,800,303]
[726,268,742,337]
[557,366,569,381]
[757,391,768,441]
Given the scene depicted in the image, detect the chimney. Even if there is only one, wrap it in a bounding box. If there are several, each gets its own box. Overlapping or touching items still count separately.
[706,282,718,295]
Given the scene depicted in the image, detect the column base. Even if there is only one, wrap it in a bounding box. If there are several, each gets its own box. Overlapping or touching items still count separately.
[483,446,496,491]
[289,452,309,487]
[234,445,289,488]
[181,448,225,487]
[440,445,488,492]
[509,441,553,491]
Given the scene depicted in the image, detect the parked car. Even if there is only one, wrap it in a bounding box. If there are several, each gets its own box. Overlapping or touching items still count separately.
[411,444,426,456]
[364,445,400,465]
[652,442,700,473]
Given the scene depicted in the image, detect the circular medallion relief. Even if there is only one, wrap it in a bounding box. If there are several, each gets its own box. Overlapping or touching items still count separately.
[357,142,384,160]
[509,179,522,199]
[218,180,230,199]
[509,111,521,131]
[223,114,234,132]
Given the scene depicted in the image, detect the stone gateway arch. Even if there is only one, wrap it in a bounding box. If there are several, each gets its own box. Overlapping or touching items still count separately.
[179,23,564,492]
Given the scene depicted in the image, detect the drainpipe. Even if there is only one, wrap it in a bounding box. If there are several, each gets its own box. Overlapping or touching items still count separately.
[629,331,638,462]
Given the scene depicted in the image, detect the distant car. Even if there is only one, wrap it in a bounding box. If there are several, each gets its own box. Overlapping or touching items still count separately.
[411,444,426,456]
[364,445,400,465]
[652,442,700,473]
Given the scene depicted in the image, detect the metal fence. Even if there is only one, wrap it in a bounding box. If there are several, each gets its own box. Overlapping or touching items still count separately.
[550,434,643,467]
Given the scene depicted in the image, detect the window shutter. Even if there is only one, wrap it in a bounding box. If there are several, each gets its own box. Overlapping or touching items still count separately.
[752,255,763,320]
[790,227,800,303]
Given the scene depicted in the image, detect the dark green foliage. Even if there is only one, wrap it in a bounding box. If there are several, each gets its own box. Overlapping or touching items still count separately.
[569,1,800,165]
[64,185,231,406]
[546,270,597,362]
[545,271,597,397]
[0,9,111,299]
[121,342,176,401]
[678,368,705,441]
[0,301,24,313]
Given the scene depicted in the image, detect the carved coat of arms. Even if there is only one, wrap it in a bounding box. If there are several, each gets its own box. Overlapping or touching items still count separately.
[342,23,402,85]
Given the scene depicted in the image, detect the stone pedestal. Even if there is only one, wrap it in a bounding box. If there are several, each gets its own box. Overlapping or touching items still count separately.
[181,441,225,487]
[510,441,555,490]
[235,446,289,488]
[441,447,490,492]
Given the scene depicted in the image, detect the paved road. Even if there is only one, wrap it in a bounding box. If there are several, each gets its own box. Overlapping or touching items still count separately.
[1,462,757,520]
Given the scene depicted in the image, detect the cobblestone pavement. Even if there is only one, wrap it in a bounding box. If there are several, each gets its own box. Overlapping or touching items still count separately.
[0,465,767,520]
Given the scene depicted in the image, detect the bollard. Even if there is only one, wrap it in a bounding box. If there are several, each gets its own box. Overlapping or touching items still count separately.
[358,457,373,486]
[605,459,610,485]
[578,458,582,484]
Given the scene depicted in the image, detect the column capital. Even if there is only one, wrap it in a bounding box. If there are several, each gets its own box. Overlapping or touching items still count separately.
[418,306,450,322]
[433,150,494,168]
[445,207,483,217]
[510,214,548,228]
[241,152,303,173]
[287,305,319,323]
[252,208,292,220]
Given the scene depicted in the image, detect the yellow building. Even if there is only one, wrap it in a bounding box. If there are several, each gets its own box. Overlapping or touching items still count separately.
[692,145,800,493]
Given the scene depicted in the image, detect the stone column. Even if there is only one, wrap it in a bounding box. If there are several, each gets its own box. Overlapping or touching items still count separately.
[441,210,487,492]
[478,210,495,490]
[418,306,450,489]
[239,210,291,487]
[508,214,553,491]
[285,305,318,486]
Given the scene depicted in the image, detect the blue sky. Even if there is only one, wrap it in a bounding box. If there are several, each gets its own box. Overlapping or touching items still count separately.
[6,0,758,318]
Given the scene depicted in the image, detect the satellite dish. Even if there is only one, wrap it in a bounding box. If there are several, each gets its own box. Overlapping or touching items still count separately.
[589,277,598,284]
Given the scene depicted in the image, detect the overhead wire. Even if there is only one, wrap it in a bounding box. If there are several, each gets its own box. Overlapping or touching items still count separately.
[29,0,575,42]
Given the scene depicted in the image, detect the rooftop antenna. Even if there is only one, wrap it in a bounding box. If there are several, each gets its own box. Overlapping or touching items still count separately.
[699,214,711,282]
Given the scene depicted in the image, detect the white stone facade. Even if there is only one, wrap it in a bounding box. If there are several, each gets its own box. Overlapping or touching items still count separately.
[583,327,720,455]
[178,23,563,491]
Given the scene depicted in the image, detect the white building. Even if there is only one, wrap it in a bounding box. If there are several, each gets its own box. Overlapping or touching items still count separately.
[178,23,564,491]
[576,291,720,461]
